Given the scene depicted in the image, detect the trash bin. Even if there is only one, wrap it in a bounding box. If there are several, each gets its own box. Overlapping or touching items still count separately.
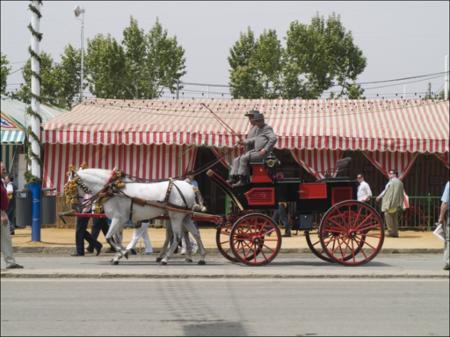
[15,189,32,227]
[41,188,57,225]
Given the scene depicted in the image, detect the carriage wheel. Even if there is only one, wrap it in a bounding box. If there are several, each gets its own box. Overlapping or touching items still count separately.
[216,222,239,263]
[305,228,334,263]
[230,213,282,266]
[319,200,384,266]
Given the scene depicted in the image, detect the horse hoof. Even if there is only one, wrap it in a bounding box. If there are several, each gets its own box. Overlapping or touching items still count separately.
[124,252,129,260]
[160,261,168,266]
[185,258,193,263]
[198,260,206,265]
[113,260,119,265]
[156,257,162,263]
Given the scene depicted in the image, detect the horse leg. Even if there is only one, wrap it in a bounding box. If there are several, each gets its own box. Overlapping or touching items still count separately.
[157,223,172,263]
[105,218,128,264]
[182,227,193,263]
[183,217,207,265]
[160,215,184,265]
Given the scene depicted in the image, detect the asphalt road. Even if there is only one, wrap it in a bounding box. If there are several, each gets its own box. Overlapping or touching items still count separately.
[1,253,449,278]
[1,278,449,336]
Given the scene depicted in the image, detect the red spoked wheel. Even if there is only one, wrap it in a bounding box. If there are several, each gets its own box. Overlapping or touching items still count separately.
[319,200,384,266]
[230,213,282,266]
[216,222,239,263]
[305,229,334,263]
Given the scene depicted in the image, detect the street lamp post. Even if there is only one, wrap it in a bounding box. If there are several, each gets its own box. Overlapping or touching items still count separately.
[74,6,85,103]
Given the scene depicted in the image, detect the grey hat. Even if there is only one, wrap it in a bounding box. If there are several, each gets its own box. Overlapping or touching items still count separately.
[252,111,264,121]
[244,109,259,117]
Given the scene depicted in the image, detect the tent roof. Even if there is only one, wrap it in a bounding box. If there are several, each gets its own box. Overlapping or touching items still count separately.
[43,98,449,153]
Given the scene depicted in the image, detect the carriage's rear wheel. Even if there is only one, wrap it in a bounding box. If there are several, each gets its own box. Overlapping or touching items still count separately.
[230,213,282,266]
[319,200,384,266]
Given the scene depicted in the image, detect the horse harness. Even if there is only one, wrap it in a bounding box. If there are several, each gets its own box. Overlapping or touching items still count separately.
[65,168,191,222]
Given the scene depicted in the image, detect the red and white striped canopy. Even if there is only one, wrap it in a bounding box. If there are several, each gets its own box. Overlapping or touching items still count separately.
[43,98,449,153]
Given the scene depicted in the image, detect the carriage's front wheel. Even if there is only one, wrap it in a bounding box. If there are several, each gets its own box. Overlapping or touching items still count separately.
[230,213,282,266]
[216,222,239,263]
[319,200,384,266]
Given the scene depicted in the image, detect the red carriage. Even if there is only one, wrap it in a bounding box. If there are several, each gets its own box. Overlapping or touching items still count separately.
[208,154,385,267]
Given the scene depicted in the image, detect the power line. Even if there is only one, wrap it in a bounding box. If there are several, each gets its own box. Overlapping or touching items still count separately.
[180,71,450,90]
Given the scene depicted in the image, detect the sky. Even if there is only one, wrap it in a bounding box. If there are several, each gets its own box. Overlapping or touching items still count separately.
[1,0,449,99]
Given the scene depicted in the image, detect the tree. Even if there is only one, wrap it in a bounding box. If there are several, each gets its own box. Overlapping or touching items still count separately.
[253,29,283,98]
[228,28,263,98]
[1,53,10,94]
[145,19,186,97]
[54,44,83,108]
[85,34,128,99]
[122,16,149,98]
[86,18,186,99]
[283,13,366,99]
[228,14,367,99]
[17,52,61,106]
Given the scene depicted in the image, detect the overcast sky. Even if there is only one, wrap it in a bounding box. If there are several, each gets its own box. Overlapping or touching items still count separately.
[1,1,449,98]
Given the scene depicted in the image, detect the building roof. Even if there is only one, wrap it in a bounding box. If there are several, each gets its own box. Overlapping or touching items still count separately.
[0,95,67,130]
[42,98,450,153]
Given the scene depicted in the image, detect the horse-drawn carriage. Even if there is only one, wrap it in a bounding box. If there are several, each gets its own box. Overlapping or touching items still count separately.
[63,152,384,267]
[208,154,385,267]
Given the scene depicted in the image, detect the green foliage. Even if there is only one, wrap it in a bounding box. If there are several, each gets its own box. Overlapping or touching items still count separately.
[54,44,83,108]
[228,28,283,98]
[17,52,62,107]
[15,47,82,109]
[86,17,186,99]
[228,13,367,99]
[146,19,186,97]
[283,13,366,99]
[1,53,10,94]
[85,34,128,99]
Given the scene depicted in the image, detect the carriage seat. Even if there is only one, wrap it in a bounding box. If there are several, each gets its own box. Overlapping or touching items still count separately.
[249,151,280,168]
[318,157,352,181]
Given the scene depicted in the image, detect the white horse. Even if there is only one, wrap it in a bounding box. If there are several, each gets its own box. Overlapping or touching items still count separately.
[68,168,207,265]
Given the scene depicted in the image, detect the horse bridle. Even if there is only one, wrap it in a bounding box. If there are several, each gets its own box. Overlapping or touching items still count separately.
[64,166,126,212]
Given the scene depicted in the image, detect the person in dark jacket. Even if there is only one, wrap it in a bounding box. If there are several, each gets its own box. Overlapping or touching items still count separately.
[1,162,23,269]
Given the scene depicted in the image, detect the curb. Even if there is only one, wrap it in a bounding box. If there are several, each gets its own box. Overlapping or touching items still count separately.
[1,272,448,279]
[12,247,443,255]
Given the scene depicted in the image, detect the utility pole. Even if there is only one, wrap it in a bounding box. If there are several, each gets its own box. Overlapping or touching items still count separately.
[176,80,180,99]
[445,54,449,100]
[28,0,42,241]
[427,82,432,99]
[74,6,85,102]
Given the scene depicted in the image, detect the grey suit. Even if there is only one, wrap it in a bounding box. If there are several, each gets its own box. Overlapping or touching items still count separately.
[230,124,277,176]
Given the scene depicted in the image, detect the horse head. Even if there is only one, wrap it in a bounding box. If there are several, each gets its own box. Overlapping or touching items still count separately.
[64,164,113,210]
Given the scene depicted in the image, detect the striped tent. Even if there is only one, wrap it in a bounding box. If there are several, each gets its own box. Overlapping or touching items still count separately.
[42,98,450,192]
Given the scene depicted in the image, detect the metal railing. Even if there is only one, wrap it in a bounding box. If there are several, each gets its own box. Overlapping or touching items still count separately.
[370,194,442,230]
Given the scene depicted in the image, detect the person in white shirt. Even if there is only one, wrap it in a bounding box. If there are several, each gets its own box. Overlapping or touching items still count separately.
[126,220,153,255]
[356,173,372,202]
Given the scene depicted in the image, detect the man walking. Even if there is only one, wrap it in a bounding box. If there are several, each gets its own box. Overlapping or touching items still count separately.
[0,162,23,269]
[356,173,372,202]
[438,181,449,271]
[376,170,404,238]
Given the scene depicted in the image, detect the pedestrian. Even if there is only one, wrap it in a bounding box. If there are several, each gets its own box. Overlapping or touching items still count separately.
[376,170,404,238]
[273,202,291,237]
[438,181,449,271]
[4,175,16,235]
[71,194,102,256]
[86,216,115,254]
[356,173,372,202]
[126,220,153,255]
[0,162,23,269]
[179,172,203,254]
